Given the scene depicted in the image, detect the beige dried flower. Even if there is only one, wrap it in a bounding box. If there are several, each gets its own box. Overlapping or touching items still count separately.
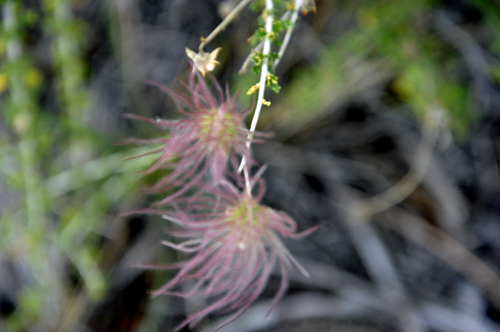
[185,47,222,77]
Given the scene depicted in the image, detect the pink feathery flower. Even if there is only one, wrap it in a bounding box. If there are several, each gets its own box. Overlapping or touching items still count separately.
[120,69,271,206]
[130,178,318,331]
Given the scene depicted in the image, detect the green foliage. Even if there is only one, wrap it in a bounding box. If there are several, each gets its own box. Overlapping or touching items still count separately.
[349,0,476,134]
[238,0,482,136]
[0,1,147,330]
[267,73,281,93]
[250,0,265,12]
[252,51,264,73]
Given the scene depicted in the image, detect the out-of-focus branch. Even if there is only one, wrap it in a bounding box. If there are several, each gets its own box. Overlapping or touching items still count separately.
[107,0,145,110]
[379,207,500,309]
[203,260,500,332]
[338,189,424,332]
[357,108,443,217]
[433,10,499,116]
[433,10,489,82]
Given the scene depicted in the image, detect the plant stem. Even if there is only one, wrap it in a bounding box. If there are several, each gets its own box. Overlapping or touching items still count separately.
[199,0,255,52]
[239,10,292,73]
[239,43,263,74]
[243,165,252,195]
[239,0,274,175]
[273,0,302,70]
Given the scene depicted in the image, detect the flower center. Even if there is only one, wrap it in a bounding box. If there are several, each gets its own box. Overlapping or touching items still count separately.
[224,199,264,251]
[198,109,238,151]
[226,199,263,226]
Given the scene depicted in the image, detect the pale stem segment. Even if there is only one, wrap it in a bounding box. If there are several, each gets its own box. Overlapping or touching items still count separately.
[239,0,274,178]
[273,0,302,70]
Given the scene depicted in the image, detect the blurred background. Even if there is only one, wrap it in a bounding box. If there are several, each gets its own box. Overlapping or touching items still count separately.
[1,0,500,331]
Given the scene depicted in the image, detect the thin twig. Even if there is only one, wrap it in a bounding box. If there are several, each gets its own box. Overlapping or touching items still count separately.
[273,0,302,70]
[239,43,263,74]
[199,0,255,52]
[243,164,252,195]
[239,0,274,174]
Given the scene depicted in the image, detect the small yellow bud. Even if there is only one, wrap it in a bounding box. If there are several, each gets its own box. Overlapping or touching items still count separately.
[246,83,260,95]
[267,74,278,85]
[261,99,271,106]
